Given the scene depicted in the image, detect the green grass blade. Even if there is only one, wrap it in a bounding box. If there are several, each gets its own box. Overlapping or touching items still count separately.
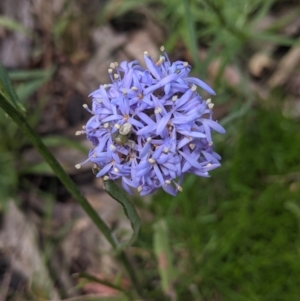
[153,219,176,298]
[8,68,54,81]
[0,63,25,113]
[14,66,56,101]
[182,0,201,75]
[0,15,33,37]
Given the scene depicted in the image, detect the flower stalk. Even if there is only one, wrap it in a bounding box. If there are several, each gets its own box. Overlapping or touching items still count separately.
[0,94,143,297]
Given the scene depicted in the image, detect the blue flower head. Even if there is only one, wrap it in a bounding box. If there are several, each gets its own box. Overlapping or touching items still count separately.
[76,47,225,196]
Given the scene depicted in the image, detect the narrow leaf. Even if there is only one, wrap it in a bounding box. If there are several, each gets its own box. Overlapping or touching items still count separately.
[14,66,56,101]
[153,219,176,298]
[103,180,141,249]
[0,16,33,37]
[77,272,127,294]
[0,63,25,113]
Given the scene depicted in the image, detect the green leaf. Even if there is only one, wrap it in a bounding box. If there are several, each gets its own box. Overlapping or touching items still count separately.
[0,63,25,113]
[8,68,54,81]
[103,180,141,249]
[76,272,128,295]
[153,219,176,297]
[250,32,300,46]
[22,161,54,175]
[12,66,56,102]
[0,152,18,209]
[0,15,33,37]
[42,135,87,153]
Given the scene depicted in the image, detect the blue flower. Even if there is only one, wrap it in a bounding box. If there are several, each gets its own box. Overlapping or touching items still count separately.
[76,48,225,196]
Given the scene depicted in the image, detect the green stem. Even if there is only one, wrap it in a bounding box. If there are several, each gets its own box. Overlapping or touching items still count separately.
[182,0,201,75]
[0,95,142,297]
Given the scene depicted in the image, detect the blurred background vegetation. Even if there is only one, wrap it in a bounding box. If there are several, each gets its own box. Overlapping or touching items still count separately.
[0,0,300,300]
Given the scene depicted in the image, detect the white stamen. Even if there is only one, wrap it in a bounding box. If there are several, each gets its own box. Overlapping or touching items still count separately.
[114,62,119,67]
[114,123,120,129]
[160,46,165,52]
[82,125,86,129]
[108,68,113,73]
[209,141,213,146]
[114,167,119,173]
[156,56,165,65]
[138,185,143,192]
[103,84,108,89]
[165,179,171,184]
[131,86,138,91]
[75,164,81,169]
[191,85,197,91]
[174,182,183,192]
[155,107,162,114]
[114,74,119,79]
[146,137,152,142]
[206,98,211,104]
[119,123,132,135]
[172,95,178,101]
[97,98,102,103]
[206,163,212,167]
[110,144,116,151]
[83,104,88,109]
[103,176,110,181]
[122,89,127,95]
[189,143,195,150]
[110,62,115,69]
[148,158,156,164]
[75,131,83,136]
[183,62,189,67]
[208,103,214,109]
[103,123,109,128]
[163,147,169,153]
[144,51,149,56]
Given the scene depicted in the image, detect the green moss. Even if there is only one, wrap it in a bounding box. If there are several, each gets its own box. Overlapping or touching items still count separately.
[150,107,300,300]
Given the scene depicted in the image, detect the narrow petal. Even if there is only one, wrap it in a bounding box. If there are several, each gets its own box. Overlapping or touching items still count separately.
[156,112,172,135]
[96,163,113,177]
[186,77,216,95]
[144,54,162,80]
[201,119,226,134]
